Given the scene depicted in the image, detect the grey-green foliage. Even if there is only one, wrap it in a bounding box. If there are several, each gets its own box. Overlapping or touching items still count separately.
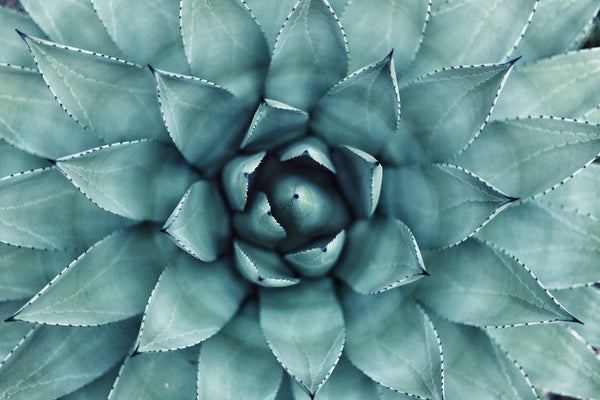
[0,1,599,400]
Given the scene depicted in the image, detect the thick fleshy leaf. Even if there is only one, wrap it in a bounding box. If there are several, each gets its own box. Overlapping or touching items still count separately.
[197,301,282,400]
[222,152,266,212]
[380,164,512,249]
[233,192,286,249]
[0,167,130,250]
[246,0,297,50]
[284,230,345,278]
[0,7,46,67]
[488,324,600,399]
[241,99,308,151]
[0,140,48,178]
[455,117,600,198]
[341,0,430,75]
[21,34,167,143]
[275,375,295,400]
[233,240,299,287]
[280,137,336,173]
[382,62,514,166]
[260,279,345,397]
[553,286,600,347]
[415,239,573,327]
[476,201,600,289]
[0,64,101,159]
[56,140,199,222]
[152,68,248,176]
[163,180,230,262]
[136,254,248,353]
[311,53,400,156]
[0,301,31,361]
[377,386,422,400]
[407,0,537,80]
[0,244,78,302]
[510,0,600,62]
[0,319,137,400]
[335,216,425,294]
[108,347,198,400]
[432,316,537,400]
[91,0,189,74]
[9,225,174,326]
[493,48,600,122]
[341,286,443,400]
[332,146,382,217]
[265,0,348,111]
[181,0,269,107]
[291,356,379,400]
[61,366,120,400]
[19,0,122,57]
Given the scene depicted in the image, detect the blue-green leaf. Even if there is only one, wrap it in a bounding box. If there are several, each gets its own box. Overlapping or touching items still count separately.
[181,0,269,107]
[61,366,120,400]
[455,117,600,198]
[311,53,400,156]
[382,62,514,165]
[380,164,512,249]
[0,301,31,362]
[245,0,297,50]
[234,240,299,288]
[476,201,600,289]
[415,239,573,327]
[20,0,122,57]
[163,180,230,262]
[21,34,167,143]
[197,301,282,400]
[136,253,248,353]
[56,140,199,222]
[10,225,174,326]
[0,167,130,250]
[0,319,138,400]
[91,0,190,74]
[552,286,600,347]
[152,68,248,176]
[265,0,348,111]
[0,7,46,67]
[222,152,266,212]
[488,324,600,399]
[232,192,286,249]
[0,140,48,179]
[284,230,345,278]
[0,64,101,159]
[280,137,336,173]
[341,286,443,400]
[108,347,198,400]
[260,279,345,397]
[335,216,425,294]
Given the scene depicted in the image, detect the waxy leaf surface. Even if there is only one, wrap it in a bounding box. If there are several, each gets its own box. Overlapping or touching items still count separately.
[0,7,46,67]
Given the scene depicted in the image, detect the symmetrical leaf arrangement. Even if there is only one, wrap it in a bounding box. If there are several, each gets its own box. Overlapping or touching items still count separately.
[0,0,600,399]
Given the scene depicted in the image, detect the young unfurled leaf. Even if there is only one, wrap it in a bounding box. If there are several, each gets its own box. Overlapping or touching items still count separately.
[284,230,345,278]
[222,151,266,212]
[232,192,286,249]
[233,240,299,288]
[279,137,336,173]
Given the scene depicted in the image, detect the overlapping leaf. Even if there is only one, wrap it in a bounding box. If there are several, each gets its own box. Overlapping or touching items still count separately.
[233,240,299,288]
[0,139,48,179]
[552,286,600,347]
[0,301,32,361]
[0,7,46,67]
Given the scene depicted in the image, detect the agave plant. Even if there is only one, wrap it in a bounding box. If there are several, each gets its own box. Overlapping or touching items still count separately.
[1,0,600,399]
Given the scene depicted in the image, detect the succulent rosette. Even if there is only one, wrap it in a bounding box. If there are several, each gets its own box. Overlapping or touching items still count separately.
[1,1,600,399]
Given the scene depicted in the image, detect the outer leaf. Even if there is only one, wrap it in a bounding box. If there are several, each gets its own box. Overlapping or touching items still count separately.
[0,64,101,159]
[260,279,345,397]
[341,286,443,400]
[108,347,198,400]
[91,0,189,74]
[21,34,168,143]
[0,7,46,67]
[0,319,138,400]
[232,192,286,249]
[0,301,31,362]
[56,140,199,222]
[377,386,422,400]
[245,0,297,50]
[10,225,174,326]
[265,0,348,111]
[488,324,600,399]
[181,0,269,107]
[61,366,120,400]
[335,216,425,294]
[431,316,537,400]
[197,301,282,400]
[233,240,299,287]
[493,48,600,122]
[163,180,230,262]
[341,0,430,74]
[476,201,600,289]
[0,167,130,250]
[0,140,48,179]
[152,68,249,176]
[284,231,345,278]
[552,286,600,347]
[380,164,512,249]
[222,152,266,211]
[415,239,573,327]
[455,117,600,198]
[136,254,248,353]
[280,137,336,173]
[382,62,514,165]
[311,53,400,156]
[275,375,296,400]
[19,0,122,57]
